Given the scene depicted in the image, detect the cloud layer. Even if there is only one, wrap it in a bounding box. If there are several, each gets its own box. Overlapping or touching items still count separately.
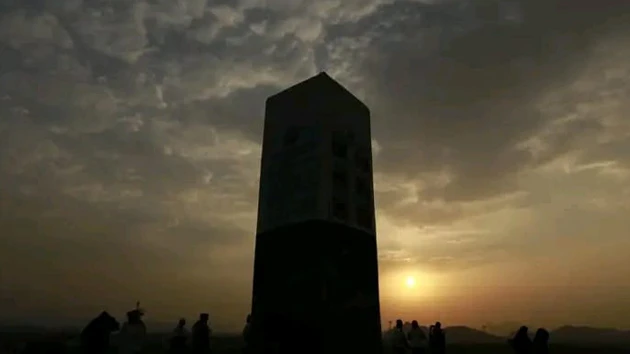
[1,0,629,330]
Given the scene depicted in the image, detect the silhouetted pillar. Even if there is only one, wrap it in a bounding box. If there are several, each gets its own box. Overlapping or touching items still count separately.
[250,73,383,354]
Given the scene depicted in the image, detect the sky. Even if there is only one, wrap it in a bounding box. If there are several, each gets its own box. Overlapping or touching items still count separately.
[1,0,630,333]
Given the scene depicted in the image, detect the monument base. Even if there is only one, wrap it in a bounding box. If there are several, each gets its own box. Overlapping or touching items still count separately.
[250,220,383,354]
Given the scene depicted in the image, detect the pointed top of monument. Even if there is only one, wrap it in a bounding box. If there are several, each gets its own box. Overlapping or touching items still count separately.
[266,71,369,113]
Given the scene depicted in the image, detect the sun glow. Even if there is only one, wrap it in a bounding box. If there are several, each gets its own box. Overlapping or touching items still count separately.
[405,276,416,288]
[380,270,441,304]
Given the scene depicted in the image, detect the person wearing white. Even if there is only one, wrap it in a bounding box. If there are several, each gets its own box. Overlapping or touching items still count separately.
[407,320,428,354]
[391,319,408,354]
[118,309,147,354]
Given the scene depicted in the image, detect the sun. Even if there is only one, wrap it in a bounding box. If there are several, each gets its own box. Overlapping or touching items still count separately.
[381,270,440,302]
[405,276,416,288]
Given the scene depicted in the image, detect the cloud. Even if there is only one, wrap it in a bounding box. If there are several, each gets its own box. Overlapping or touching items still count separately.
[322,0,630,202]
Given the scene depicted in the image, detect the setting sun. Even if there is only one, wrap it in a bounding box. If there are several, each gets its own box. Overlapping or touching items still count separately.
[405,276,416,288]
[380,269,444,305]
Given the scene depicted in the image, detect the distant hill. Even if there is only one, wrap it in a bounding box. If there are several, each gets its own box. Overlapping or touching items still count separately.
[383,324,503,344]
[551,326,630,346]
[482,321,524,337]
[383,324,630,346]
[443,326,505,344]
[0,325,78,334]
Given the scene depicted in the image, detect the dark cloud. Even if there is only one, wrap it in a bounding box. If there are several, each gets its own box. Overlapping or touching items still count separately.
[352,0,630,202]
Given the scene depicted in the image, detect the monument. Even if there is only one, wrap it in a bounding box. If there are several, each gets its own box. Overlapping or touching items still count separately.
[250,72,383,354]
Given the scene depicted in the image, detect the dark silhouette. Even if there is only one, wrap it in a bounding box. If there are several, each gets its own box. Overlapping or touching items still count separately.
[391,319,408,354]
[250,72,382,354]
[408,320,428,354]
[533,328,550,354]
[20,339,67,354]
[79,311,120,354]
[192,313,212,353]
[550,325,630,346]
[170,318,189,353]
[429,322,446,354]
[242,314,252,354]
[119,306,147,354]
[509,326,532,354]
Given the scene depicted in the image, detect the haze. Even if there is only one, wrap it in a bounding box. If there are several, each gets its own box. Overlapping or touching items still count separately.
[1,0,629,333]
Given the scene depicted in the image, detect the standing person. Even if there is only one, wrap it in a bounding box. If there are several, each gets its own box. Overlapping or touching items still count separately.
[408,320,428,354]
[170,318,189,353]
[118,307,147,354]
[532,328,549,354]
[79,311,120,354]
[508,326,532,354]
[192,313,212,353]
[391,319,408,354]
[429,322,446,354]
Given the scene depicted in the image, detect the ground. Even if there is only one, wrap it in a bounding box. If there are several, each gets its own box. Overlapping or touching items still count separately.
[1,332,628,353]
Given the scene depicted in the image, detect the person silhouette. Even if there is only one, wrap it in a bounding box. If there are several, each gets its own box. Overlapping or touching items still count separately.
[391,319,408,354]
[429,322,446,354]
[192,313,212,353]
[508,326,532,354]
[79,311,120,354]
[170,318,189,353]
[118,308,147,354]
[532,328,549,354]
[242,314,252,354]
[408,320,428,354]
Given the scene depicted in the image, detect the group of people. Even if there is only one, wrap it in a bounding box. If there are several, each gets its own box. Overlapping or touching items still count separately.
[78,305,550,354]
[167,313,214,353]
[78,304,215,354]
[390,319,446,354]
[389,320,550,354]
[508,326,549,354]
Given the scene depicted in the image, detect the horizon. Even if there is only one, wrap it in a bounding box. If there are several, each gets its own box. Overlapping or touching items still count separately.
[2,319,628,334]
[1,315,629,334]
[2,0,630,334]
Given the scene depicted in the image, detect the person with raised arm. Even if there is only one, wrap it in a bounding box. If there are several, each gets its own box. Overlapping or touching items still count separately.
[118,302,147,354]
